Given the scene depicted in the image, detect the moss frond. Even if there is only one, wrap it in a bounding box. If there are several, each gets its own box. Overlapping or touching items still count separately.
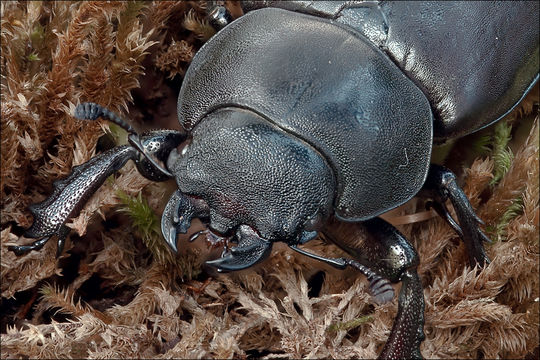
[471,134,492,157]
[490,196,524,242]
[116,189,175,265]
[183,9,215,41]
[490,120,514,185]
[38,283,111,323]
[155,39,196,79]
[327,315,373,332]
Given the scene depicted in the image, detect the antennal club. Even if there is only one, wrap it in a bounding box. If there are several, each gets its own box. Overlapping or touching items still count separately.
[74,102,173,177]
[74,102,136,133]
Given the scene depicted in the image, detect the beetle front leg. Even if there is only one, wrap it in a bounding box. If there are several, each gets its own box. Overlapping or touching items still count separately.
[9,146,140,257]
[10,103,185,258]
[322,217,424,360]
[422,164,490,266]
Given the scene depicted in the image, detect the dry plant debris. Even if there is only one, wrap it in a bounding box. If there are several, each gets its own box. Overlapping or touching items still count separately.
[1,1,539,359]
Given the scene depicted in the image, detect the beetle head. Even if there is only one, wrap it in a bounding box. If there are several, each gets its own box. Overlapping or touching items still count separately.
[167,107,336,247]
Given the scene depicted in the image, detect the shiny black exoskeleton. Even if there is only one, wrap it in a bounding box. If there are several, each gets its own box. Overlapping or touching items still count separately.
[10,1,539,358]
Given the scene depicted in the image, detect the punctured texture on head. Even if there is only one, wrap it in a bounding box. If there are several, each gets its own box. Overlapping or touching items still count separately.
[169,108,335,242]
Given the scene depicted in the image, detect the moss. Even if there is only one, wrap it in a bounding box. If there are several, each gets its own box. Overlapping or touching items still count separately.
[327,316,374,333]
[116,189,175,266]
[1,1,538,359]
[490,120,514,185]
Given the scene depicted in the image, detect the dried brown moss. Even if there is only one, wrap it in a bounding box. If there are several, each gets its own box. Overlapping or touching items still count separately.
[1,1,539,359]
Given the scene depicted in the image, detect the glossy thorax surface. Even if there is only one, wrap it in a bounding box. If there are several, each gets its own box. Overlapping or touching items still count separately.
[242,1,540,139]
[177,8,433,221]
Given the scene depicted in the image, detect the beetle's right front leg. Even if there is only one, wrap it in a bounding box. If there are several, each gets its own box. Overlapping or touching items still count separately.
[9,145,139,257]
[321,217,425,360]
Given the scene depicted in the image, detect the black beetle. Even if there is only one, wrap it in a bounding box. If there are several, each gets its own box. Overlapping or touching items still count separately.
[9,1,539,358]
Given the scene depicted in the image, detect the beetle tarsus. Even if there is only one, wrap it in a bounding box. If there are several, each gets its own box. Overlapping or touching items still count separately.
[8,236,51,256]
[345,259,395,305]
[54,225,70,258]
[290,244,396,304]
[9,224,69,258]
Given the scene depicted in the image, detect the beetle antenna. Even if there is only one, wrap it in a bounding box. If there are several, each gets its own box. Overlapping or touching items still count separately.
[74,102,136,134]
[74,102,173,177]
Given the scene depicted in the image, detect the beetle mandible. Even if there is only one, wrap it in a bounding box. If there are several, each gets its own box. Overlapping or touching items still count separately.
[9,1,539,358]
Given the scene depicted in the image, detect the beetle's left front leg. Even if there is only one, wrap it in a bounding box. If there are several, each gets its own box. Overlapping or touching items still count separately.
[10,103,185,258]
[303,217,425,359]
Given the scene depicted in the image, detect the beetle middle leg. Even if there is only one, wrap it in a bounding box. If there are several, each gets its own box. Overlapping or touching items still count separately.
[421,164,490,266]
[319,217,424,360]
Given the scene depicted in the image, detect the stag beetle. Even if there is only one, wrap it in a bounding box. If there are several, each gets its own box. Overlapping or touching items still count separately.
[9,1,539,358]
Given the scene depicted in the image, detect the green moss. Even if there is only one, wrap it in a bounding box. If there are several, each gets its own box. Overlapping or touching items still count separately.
[470,134,492,157]
[38,283,54,297]
[107,122,128,145]
[327,315,373,332]
[115,189,204,279]
[119,1,147,24]
[492,195,524,242]
[116,189,175,265]
[490,120,514,185]
[30,23,45,48]
[27,52,40,61]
